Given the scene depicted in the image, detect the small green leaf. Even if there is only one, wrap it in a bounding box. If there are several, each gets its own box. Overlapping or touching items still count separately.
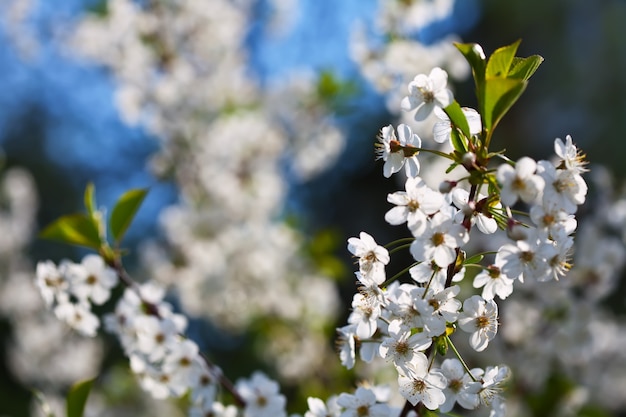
[40,214,102,249]
[443,101,471,139]
[66,377,95,417]
[486,39,521,78]
[455,42,486,83]
[508,55,544,80]
[445,161,460,174]
[449,128,468,155]
[110,188,149,244]
[465,254,485,265]
[482,77,527,131]
[84,183,96,216]
[419,408,440,417]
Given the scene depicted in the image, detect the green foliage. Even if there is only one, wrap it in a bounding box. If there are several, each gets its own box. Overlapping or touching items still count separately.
[83,183,96,216]
[66,377,95,417]
[315,70,357,112]
[464,253,484,265]
[109,188,149,245]
[508,55,544,81]
[443,101,470,154]
[39,213,102,250]
[455,40,543,139]
[87,0,109,17]
[40,184,148,255]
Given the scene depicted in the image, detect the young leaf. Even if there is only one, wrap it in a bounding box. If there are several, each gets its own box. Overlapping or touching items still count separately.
[455,42,486,84]
[449,127,468,155]
[40,214,102,249]
[84,183,96,216]
[66,377,95,417]
[508,55,544,80]
[110,188,149,244]
[443,101,471,139]
[482,78,527,131]
[465,253,485,265]
[485,39,521,78]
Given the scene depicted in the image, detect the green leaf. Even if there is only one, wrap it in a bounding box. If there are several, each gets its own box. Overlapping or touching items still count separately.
[40,214,102,249]
[449,128,468,155]
[508,55,544,80]
[110,188,149,243]
[66,377,95,417]
[84,183,96,216]
[482,77,527,131]
[443,101,471,139]
[419,408,440,417]
[486,39,521,78]
[455,42,486,83]
[465,253,485,265]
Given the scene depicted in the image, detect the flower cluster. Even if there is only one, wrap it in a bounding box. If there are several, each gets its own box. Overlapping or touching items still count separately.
[27,39,613,417]
[35,255,117,337]
[339,64,588,415]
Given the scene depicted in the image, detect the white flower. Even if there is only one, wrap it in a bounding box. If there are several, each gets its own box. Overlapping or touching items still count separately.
[53,300,100,337]
[347,232,389,286]
[397,356,447,409]
[134,315,180,362]
[537,160,587,214]
[305,396,341,417]
[439,359,481,412]
[236,372,286,417]
[336,325,357,369]
[376,124,422,178]
[190,401,237,417]
[473,265,515,300]
[379,320,431,373]
[478,365,511,407]
[497,157,544,206]
[66,254,118,305]
[162,339,202,396]
[433,106,482,144]
[410,211,468,268]
[496,232,556,282]
[401,67,454,121]
[190,362,218,405]
[451,189,499,234]
[35,260,69,307]
[385,176,445,234]
[458,295,498,352]
[409,260,447,292]
[530,203,577,236]
[337,387,389,417]
[554,135,587,173]
[348,292,382,339]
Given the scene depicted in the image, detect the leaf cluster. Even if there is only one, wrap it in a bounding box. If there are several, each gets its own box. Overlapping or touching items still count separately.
[40,183,148,263]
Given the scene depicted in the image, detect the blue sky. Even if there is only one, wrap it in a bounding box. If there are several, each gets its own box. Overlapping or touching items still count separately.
[0,0,479,239]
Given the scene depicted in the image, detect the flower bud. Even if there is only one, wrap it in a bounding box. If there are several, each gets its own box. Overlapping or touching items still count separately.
[462,152,477,170]
[439,180,457,194]
[506,218,528,241]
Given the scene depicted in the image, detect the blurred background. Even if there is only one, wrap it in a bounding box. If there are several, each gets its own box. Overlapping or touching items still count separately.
[1,0,626,416]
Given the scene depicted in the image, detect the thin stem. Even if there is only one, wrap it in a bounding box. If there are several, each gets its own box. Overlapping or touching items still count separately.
[445,335,477,382]
[384,237,415,249]
[416,147,455,160]
[388,243,413,256]
[381,262,420,287]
